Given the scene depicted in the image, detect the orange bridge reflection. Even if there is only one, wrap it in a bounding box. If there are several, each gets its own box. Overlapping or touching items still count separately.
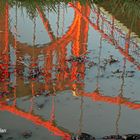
[0,1,140,139]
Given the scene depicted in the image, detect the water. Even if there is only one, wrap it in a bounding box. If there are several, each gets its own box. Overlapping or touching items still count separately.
[0,1,140,140]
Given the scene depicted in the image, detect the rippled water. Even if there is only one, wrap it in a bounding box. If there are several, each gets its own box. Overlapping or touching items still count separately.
[0,1,140,140]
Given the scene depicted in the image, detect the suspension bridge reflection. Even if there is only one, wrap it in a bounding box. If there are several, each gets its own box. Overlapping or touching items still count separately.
[0,1,140,139]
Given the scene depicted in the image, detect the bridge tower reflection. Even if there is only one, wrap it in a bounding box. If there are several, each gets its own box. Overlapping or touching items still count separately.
[0,2,90,95]
[0,2,9,93]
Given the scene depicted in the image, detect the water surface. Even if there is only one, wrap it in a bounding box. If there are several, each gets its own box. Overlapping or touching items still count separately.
[0,1,140,140]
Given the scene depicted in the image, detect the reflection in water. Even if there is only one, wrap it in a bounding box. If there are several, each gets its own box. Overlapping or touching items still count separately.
[115,57,126,135]
[0,0,140,139]
[99,0,140,36]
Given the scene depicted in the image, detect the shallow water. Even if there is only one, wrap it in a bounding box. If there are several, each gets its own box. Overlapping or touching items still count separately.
[0,1,140,140]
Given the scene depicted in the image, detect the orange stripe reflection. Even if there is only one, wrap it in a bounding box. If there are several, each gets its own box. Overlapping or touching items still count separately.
[69,3,140,71]
[36,4,55,41]
[3,2,9,54]
[0,103,71,140]
[81,92,140,110]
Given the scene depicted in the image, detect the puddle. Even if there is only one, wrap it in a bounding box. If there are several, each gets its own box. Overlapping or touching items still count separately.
[0,0,140,140]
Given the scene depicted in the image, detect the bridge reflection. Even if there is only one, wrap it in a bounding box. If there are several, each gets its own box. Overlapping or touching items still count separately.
[0,1,140,139]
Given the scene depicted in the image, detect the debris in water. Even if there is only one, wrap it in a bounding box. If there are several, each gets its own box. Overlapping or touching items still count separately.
[21,130,32,139]
[103,135,123,139]
[36,103,45,109]
[112,69,122,74]
[122,134,140,140]
[66,55,88,63]
[126,73,134,77]
[30,67,41,79]
[87,61,95,68]
[72,133,95,140]
[108,55,119,65]
[125,71,135,77]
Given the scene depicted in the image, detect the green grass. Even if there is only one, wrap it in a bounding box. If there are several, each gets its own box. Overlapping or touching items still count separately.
[0,0,140,31]
[1,0,140,18]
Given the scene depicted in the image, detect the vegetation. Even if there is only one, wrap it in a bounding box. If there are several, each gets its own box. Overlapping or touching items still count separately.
[110,0,140,26]
[99,0,140,34]
[0,0,104,20]
[1,0,140,18]
[0,0,140,33]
